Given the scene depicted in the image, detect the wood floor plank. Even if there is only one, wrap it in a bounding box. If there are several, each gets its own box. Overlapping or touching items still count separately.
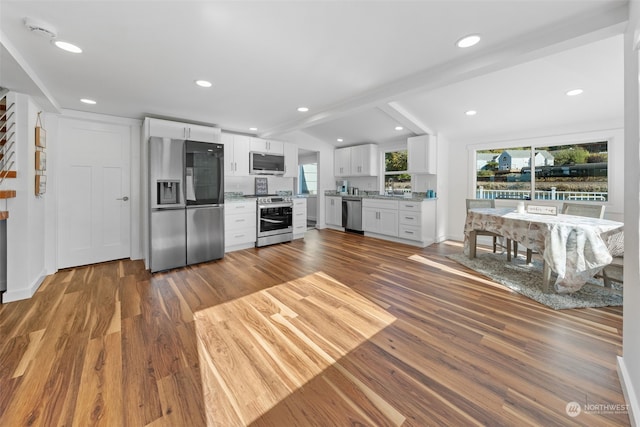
[0,230,629,426]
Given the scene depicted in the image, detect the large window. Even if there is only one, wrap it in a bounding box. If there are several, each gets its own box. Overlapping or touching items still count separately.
[298,163,317,195]
[475,141,608,201]
[384,150,411,194]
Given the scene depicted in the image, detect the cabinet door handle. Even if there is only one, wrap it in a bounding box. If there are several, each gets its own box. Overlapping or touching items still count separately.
[404,230,414,235]
[405,216,414,220]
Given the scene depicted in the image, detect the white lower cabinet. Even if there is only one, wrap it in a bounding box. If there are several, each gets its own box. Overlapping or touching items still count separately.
[363,198,436,247]
[293,198,307,239]
[225,199,257,252]
[325,196,342,227]
[363,199,398,236]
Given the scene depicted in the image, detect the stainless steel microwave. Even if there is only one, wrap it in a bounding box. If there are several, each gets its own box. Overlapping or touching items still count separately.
[250,151,285,175]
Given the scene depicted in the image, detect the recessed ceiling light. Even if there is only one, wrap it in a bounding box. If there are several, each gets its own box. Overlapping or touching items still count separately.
[395,126,404,131]
[465,110,477,116]
[195,80,212,88]
[297,107,309,112]
[337,138,343,142]
[249,127,258,131]
[566,89,584,96]
[80,98,96,105]
[54,40,82,53]
[456,34,481,48]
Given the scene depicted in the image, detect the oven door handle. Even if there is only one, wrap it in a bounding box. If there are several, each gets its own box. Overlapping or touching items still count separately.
[258,202,293,209]
[260,218,285,224]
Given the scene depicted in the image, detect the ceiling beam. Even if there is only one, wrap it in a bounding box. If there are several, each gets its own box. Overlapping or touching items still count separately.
[261,3,627,139]
[0,30,61,113]
[378,102,434,136]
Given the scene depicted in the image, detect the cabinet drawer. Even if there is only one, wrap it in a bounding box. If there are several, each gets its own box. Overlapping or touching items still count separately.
[399,211,420,226]
[226,200,256,214]
[293,212,306,227]
[225,228,256,246]
[293,224,307,234]
[399,224,421,241]
[226,212,256,231]
[399,201,421,212]
[362,199,398,210]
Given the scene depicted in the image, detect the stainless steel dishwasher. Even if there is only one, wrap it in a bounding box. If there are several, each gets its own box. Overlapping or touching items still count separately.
[342,197,363,233]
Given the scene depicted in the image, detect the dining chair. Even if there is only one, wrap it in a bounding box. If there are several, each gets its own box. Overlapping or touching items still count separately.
[561,202,606,219]
[466,199,513,259]
[596,230,624,288]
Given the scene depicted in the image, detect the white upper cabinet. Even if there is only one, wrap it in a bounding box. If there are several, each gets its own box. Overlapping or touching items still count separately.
[350,144,378,176]
[334,144,378,177]
[408,135,437,174]
[250,138,284,154]
[334,147,351,177]
[148,118,221,143]
[222,133,250,176]
[283,143,298,178]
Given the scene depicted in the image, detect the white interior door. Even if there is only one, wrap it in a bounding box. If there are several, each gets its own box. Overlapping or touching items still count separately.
[58,118,131,268]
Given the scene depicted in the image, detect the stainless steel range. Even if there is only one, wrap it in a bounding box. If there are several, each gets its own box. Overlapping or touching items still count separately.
[256,195,293,247]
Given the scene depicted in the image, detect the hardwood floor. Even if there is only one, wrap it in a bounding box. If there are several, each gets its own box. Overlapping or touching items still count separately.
[0,229,628,426]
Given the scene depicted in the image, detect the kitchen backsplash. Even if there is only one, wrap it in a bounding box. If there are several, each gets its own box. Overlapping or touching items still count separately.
[225,175,294,195]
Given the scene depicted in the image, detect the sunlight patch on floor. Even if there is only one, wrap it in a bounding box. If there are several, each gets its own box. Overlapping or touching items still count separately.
[408,254,511,292]
[194,271,398,426]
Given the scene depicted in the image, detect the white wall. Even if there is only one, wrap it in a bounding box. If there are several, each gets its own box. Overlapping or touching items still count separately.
[3,93,47,302]
[445,127,625,242]
[622,1,640,423]
[3,103,142,302]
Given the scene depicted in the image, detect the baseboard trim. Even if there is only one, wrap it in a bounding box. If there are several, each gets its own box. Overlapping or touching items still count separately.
[617,356,639,426]
[3,273,46,303]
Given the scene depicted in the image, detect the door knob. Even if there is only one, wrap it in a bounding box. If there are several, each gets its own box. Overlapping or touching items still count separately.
[117,196,129,201]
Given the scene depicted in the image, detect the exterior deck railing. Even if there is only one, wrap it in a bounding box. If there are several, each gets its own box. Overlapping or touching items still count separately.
[476,186,607,201]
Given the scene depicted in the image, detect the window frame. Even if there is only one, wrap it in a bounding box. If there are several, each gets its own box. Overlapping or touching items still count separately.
[473,139,611,203]
[382,147,412,195]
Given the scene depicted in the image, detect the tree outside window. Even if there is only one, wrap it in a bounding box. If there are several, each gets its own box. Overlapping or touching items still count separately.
[384,150,411,194]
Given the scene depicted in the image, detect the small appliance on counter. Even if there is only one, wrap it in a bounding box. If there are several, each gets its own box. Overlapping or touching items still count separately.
[337,180,348,195]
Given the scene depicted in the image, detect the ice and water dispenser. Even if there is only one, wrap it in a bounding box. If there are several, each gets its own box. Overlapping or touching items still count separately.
[157,180,181,205]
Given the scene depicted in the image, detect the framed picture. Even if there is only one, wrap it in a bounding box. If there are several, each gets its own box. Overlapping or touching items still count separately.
[36,174,46,196]
[255,177,268,195]
[35,127,46,148]
[36,150,46,171]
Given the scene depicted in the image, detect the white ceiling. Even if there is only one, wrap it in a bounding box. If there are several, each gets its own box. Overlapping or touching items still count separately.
[0,1,627,147]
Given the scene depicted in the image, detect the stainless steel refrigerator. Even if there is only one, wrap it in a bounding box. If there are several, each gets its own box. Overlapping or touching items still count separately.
[149,137,224,272]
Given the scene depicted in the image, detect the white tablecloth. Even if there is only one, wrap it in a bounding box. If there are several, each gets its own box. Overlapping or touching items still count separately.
[464,207,623,293]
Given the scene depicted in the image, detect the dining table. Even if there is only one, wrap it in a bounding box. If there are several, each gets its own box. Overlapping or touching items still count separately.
[464,207,624,293]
